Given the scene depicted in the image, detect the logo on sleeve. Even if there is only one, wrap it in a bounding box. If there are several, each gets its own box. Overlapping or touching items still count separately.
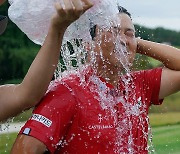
[31,114,52,127]
[23,128,31,135]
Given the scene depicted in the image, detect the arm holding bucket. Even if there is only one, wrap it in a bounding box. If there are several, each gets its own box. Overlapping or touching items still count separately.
[0,0,93,122]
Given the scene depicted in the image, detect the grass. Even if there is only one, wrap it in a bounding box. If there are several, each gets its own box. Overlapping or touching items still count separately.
[149,112,180,127]
[148,112,180,153]
[12,109,33,123]
[152,124,180,154]
[0,125,180,154]
[149,92,180,113]
[0,133,17,154]
[0,112,180,153]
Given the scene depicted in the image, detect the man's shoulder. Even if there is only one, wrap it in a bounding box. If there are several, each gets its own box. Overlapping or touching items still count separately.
[47,66,92,94]
[131,67,163,78]
[35,73,79,110]
[46,70,84,96]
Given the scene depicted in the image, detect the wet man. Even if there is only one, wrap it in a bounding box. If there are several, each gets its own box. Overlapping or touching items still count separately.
[11,0,180,153]
[0,0,91,121]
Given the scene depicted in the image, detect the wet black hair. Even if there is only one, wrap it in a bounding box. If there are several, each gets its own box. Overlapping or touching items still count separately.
[89,6,131,40]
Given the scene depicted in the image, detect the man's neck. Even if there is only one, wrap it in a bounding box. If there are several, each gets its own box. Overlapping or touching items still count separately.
[95,62,121,87]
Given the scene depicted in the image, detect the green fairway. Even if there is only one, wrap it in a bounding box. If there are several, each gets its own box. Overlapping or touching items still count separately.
[149,112,180,127]
[1,112,180,153]
[0,124,180,153]
[0,133,17,154]
[152,124,180,154]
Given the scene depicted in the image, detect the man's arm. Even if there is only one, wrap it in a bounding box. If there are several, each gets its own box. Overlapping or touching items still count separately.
[11,135,47,154]
[0,23,65,121]
[0,0,93,122]
[137,39,180,99]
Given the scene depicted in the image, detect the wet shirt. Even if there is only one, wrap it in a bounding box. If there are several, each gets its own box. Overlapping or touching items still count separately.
[19,68,163,154]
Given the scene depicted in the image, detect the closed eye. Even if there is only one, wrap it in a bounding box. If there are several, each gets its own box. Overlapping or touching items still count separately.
[125,30,135,37]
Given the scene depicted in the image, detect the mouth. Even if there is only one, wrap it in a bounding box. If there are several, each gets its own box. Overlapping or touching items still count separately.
[0,15,8,35]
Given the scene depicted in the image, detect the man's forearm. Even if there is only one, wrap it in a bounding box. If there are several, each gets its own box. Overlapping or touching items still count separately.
[20,24,66,106]
[0,0,93,122]
[11,135,47,154]
[0,25,66,121]
[137,39,180,70]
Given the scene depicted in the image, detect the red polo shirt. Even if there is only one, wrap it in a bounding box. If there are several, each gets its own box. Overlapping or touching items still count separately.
[19,67,163,154]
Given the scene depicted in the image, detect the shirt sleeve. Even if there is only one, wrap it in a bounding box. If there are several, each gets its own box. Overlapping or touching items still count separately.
[144,68,163,105]
[19,83,77,153]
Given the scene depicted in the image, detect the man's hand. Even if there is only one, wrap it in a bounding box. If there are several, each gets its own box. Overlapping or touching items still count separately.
[51,0,93,33]
[136,38,180,99]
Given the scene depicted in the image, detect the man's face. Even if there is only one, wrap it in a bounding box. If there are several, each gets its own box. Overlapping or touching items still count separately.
[93,13,137,70]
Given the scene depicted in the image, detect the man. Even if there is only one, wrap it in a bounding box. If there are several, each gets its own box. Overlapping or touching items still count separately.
[0,0,92,121]
[11,1,180,154]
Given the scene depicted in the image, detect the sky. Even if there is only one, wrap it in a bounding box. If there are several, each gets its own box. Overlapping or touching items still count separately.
[118,0,180,32]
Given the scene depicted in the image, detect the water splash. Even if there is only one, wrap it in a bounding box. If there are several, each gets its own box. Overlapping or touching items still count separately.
[7,0,156,153]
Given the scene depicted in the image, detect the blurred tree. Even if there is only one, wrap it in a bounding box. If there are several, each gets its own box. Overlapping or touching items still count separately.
[135,24,180,47]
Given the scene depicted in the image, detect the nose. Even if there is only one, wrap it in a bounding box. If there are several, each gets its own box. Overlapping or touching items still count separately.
[119,35,127,47]
[120,39,126,47]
